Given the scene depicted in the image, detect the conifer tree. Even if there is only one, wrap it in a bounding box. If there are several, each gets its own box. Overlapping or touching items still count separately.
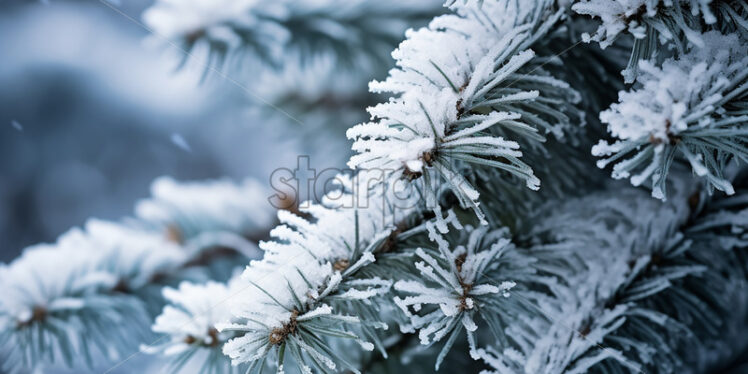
[1,0,746,373]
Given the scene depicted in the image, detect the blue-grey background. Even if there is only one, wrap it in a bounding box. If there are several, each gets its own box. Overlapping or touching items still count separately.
[0,0,354,262]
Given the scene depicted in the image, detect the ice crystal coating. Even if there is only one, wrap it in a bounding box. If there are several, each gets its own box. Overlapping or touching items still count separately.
[347,0,582,223]
[477,183,698,374]
[147,280,238,356]
[135,176,274,255]
[593,32,748,200]
[143,0,287,54]
[3,0,748,373]
[572,0,718,48]
[68,220,186,290]
[0,220,184,370]
[394,220,517,369]
[570,0,745,81]
[219,176,412,372]
[142,0,441,69]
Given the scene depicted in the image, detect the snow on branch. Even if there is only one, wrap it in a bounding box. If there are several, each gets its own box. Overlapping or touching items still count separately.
[686,188,748,249]
[572,0,748,81]
[3,1,747,373]
[219,176,423,373]
[142,0,442,70]
[477,184,690,373]
[572,0,718,47]
[0,220,185,372]
[135,176,274,257]
[393,220,517,370]
[478,178,748,373]
[0,176,275,373]
[592,32,748,200]
[143,278,243,373]
[347,0,583,224]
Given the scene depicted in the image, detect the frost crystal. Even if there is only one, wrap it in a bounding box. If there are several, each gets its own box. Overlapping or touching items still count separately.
[135,176,274,255]
[347,0,581,223]
[147,280,237,356]
[219,176,407,372]
[485,185,694,374]
[67,220,186,291]
[0,220,184,369]
[593,32,748,200]
[143,0,287,55]
[394,222,516,369]
[142,0,440,69]
[572,0,718,48]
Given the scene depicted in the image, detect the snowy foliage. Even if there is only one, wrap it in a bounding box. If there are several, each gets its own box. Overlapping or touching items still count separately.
[218,176,419,373]
[0,249,147,372]
[3,0,748,373]
[478,179,748,373]
[142,0,442,69]
[593,32,748,200]
[144,278,242,373]
[153,281,234,352]
[0,220,185,372]
[220,259,342,372]
[687,192,748,249]
[71,220,187,293]
[0,176,278,372]
[476,184,688,373]
[219,247,380,373]
[572,0,718,47]
[572,0,748,81]
[393,220,516,369]
[347,0,583,223]
[135,176,274,256]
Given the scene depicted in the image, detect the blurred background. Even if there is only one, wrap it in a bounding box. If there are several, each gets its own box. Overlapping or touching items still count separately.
[0,0,365,261]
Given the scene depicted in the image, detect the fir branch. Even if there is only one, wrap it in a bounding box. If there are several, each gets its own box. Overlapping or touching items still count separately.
[347,0,584,224]
[572,0,748,81]
[219,175,428,373]
[142,279,245,374]
[134,176,275,260]
[0,177,277,373]
[0,221,184,372]
[3,1,748,373]
[142,0,443,72]
[479,174,748,373]
[592,31,748,200]
[581,177,748,373]
[391,220,519,370]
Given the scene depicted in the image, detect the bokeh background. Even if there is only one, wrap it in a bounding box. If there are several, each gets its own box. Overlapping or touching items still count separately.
[0,0,361,262]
